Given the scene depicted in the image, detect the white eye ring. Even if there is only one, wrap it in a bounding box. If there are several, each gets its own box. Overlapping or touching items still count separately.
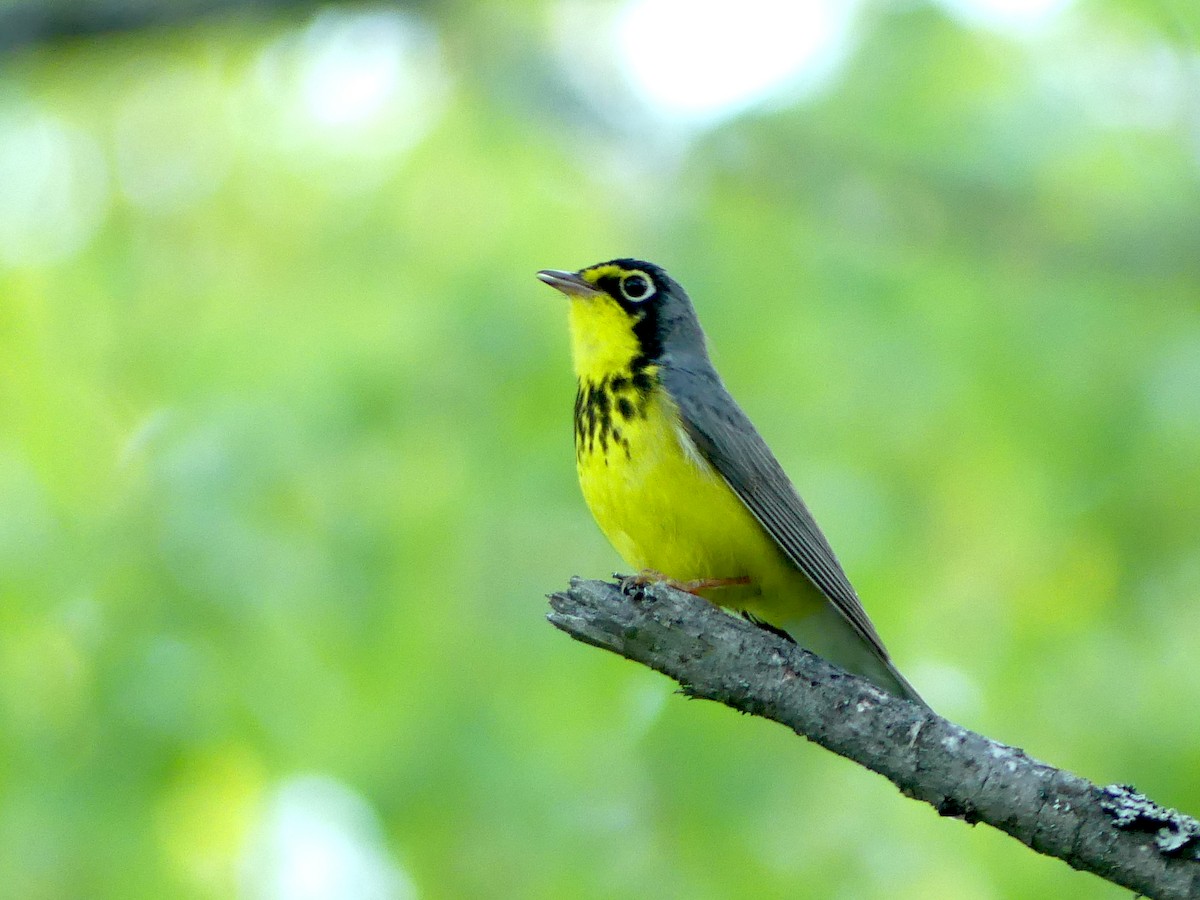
[619,271,655,303]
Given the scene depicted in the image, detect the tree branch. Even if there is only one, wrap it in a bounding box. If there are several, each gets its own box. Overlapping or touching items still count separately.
[547,577,1200,900]
[0,0,345,55]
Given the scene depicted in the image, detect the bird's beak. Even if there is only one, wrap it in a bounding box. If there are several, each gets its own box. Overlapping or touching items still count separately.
[537,269,603,299]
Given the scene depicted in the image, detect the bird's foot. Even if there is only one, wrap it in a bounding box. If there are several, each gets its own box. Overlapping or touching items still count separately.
[618,570,750,596]
[617,569,666,596]
[674,575,751,594]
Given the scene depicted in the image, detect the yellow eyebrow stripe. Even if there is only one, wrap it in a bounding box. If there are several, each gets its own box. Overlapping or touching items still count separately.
[579,264,627,285]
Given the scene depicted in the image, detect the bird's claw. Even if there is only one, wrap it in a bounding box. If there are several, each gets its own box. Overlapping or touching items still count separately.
[617,570,750,597]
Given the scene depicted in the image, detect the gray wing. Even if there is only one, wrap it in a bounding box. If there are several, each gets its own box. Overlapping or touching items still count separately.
[663,365,890,662]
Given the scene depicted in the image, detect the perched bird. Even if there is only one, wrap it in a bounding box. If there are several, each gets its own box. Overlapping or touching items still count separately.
[538,259,926,706]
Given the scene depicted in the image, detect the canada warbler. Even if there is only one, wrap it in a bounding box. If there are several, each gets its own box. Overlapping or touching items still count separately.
[538,259,926,706]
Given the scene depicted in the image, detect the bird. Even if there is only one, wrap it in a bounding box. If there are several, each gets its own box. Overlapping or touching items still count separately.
[537,258,926,707]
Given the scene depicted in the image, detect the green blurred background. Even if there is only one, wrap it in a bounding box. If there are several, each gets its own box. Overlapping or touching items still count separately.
[1,0,1198,896]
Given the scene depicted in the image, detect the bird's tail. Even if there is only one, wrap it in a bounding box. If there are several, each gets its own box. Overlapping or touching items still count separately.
[779,605,930,710]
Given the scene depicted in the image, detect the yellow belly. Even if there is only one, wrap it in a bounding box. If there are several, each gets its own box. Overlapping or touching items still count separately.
[577,385,823,622]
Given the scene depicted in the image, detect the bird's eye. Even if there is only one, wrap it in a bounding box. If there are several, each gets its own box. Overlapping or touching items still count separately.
[620,272,654,303]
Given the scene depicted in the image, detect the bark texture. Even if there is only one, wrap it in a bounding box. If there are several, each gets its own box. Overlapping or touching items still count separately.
[548,577,1200,900]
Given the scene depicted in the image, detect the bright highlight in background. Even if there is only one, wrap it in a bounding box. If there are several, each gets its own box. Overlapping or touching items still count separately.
[615,0,857,120]
[936,0,1074,31]
[240,776,415,900]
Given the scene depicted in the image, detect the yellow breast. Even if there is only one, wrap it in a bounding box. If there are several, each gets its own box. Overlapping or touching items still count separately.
[574,370,799,605]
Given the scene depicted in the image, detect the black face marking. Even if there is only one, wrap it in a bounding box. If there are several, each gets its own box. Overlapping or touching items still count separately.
[616,397,635,420]
[585,260,672,362]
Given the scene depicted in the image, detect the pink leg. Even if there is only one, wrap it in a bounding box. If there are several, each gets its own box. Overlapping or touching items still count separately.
[624,570,750,595]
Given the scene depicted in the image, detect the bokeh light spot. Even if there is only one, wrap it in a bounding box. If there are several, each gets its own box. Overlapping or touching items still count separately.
[935,0,1074,33]
[240,775,416,900]
[614,0,858,121]
[247,7,449,179]
[0,108,108,266]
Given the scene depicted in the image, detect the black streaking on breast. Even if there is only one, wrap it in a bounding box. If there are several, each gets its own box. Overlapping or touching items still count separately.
[575,360,655,461]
